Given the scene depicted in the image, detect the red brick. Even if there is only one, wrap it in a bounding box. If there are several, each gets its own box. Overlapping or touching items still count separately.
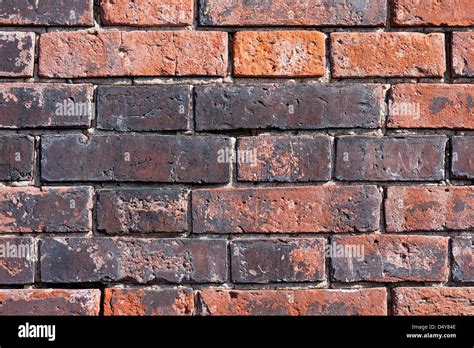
[393,287,474,316]
[97,188,188,234]
[199,0,387,26]
[452,137,474,179]
[41,134,230,183]
[0,83,93,128]
[40,238,227,284]
[237,136,331,182]
[388,84,474,129]
[0,135,34,181]
[233,31,325,77]
[0,0,93,26]
[452,237,473,282]
[453,32,474,77]
[192,186,381,233]
[0,187,93,233]
[101,0,193,26]
[0,289,100,315]
[104,288,194,315]
[0,237,35,284]
[231,239,326,283]
[0,32,35,77]
[199,288,387,315]
[331,235,449,282]
[393,0,474,26]
[331,33,445,77]
[336,136,446,181]
[39,31,228,78]
[385,186,474,232]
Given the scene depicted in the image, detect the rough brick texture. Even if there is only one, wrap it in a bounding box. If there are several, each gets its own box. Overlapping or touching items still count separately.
[388,84,474,129]
[1,0,473,317]
[0,84,94,128]
[0,32,35,77]
[233,31,325,77]
[199,288,388,315]
[336,136,446,181]
[101,0,194,27]
[0,135,34,181]
[331,33,446,77]
[193,186,381,233]
[0,289,100,315]
[39,31,228,77]
[393,287,474,316]
[104,288,194,315]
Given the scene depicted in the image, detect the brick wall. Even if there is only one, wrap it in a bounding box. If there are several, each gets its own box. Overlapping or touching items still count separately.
[0,0,472,316]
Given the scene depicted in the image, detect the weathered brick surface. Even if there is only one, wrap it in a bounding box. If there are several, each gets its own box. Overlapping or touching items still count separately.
[199,0,387,26]
[393,287,474,316]
[101,0,193,26]
[199,288,388,315]
[336,136,446,181]
[97,85,190,131]
[452,137,474,179]
[0,237,35,284]
[0,289,100,315]
[0,83,94,128]
[393,0,474,26]
[453,32,474,77]
[452,237,473,282]
[233,31,325,77]
[97,188,188,234]
[331,33,446,77]
[104,287,194,315]
[40,238,227,284]
[39,31,228,78]
[0,0,93,26]
[41,135,230,183]
[195,84,384,130]
[331,235,449,282]
[237,136,331,182]
[193,186,381,233]
[385,186,474,232]
[0,187,93,232]
[231,239,326,283]
[0,32,35,77]
[0,135,34,181]
[388,84,474,129]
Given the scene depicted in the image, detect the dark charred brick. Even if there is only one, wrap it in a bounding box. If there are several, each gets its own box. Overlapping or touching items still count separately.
[0,135,34,181]
[452,137,474,179]
[194,84,384,131]
[0,84,93,128]
[0,32,34,77]
[336,136,446,181]
[97,188,188,234]
[237,136,331,182]
[40,238,227,284]
[231,239,326,283]
[0,0,93,26]
[331,235,449,282]
[0,237,35,284]
[41,134,230,183]
[385,186,474,232]
[393,287,474,315]
[0,289,100,315]
[193,186,381,233]
[452,237,473,282]
[199,0,387,26]
[199,288,388,315]
[0,187,93,233]
[104,287,194,315]
[97,85,190,131]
